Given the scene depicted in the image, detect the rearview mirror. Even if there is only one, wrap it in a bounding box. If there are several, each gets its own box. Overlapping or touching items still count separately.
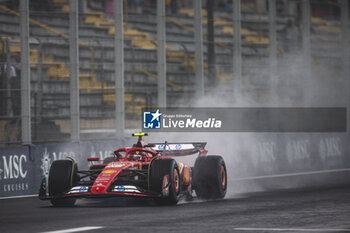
[87,157,100,162]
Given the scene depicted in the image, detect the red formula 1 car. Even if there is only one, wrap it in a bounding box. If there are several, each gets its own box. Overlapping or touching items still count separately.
[39,133,227,206]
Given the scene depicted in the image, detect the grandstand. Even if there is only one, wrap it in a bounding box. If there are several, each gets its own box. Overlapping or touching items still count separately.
[0,0,348,145]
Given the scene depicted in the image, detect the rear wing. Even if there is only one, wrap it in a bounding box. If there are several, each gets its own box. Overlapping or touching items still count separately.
[149,142,207,156]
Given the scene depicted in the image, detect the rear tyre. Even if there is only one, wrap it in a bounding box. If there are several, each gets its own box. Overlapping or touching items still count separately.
[48,160,78,207]
[150,159,181,205]
[193,155,227,199]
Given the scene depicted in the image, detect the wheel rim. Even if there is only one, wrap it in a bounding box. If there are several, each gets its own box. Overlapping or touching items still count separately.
[220,165,226,190]
[173,169,180,194]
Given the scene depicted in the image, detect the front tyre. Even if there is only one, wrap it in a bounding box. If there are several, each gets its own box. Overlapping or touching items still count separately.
[48,160,78,207]
[150,159,181,205]
[193,155,227,199]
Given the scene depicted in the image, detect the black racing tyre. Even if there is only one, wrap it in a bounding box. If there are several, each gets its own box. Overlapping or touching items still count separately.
[150,159,181,205]
[48,160,78,207]
[192,155,227,199]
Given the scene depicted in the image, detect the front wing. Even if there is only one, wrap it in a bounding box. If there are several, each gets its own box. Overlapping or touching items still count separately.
[39,184,161,200]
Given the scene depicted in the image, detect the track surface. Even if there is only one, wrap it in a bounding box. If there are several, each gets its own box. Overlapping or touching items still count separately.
[1,186,350,233]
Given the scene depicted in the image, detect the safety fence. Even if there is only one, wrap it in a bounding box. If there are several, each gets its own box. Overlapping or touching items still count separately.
[1,1,347,146]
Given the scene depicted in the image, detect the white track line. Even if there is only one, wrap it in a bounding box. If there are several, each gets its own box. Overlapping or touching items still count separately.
[41,226,104,233]
[234,227,350,232]
[231,168,350,181]
[0,194,37,200]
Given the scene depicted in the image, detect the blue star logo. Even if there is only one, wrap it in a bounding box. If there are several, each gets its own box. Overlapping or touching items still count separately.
[143,109,162,129]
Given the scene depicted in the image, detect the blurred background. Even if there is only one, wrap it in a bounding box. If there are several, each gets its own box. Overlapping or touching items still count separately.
[0,0,348,145]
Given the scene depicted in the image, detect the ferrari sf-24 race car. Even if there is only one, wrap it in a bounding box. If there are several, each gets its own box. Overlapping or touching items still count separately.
[39,133,227,206]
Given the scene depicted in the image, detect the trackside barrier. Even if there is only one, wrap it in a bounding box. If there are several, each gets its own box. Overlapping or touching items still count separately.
[0,140,126,198]
[221,133,350,191]
[0,134,349,198]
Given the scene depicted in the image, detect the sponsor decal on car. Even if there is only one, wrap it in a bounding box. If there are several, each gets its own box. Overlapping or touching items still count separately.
[95,177,110,181]
[79,186,88,192]
[103,170,116,174]
[152,143,195,151]
[67,186,89,194]
[107,163,127,168]
[112,185,141,193]
[115,185,125,192]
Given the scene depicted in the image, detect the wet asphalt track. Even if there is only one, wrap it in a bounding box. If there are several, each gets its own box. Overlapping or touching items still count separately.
[1,186,350,233]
